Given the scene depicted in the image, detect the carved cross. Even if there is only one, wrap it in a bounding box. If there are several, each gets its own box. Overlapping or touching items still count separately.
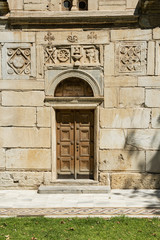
[44,32,55,45]
[87,32,97,43]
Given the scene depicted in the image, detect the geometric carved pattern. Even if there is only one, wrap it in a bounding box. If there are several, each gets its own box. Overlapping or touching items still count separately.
[116,42,147,74]
[1,208,160,217]
[7,48,31,75]
[44,45,101,66]
[2,43,36,80]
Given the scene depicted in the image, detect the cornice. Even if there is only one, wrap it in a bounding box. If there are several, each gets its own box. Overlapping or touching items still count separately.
[7,10,139,26]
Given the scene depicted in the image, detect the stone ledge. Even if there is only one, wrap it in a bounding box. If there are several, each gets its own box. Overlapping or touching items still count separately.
[38,185,110,194]
[8,10,138,26]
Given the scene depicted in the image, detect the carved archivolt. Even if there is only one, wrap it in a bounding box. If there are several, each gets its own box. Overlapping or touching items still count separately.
[46,69,102,97]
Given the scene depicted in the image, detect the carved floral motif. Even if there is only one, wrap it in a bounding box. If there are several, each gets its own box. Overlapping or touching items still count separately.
[67,34,78,43]
[7,48,31,75]
[57,49,70,62]
[116,42,146,74]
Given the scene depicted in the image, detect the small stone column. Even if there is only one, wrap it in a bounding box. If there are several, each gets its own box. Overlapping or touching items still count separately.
[71,0,78,11]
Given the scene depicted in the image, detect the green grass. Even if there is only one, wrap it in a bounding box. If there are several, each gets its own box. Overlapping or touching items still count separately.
[0,217,160,240]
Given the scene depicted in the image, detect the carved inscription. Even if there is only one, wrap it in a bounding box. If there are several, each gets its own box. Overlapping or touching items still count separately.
[116,42,146,74]
[7,48,31,75]
[44,45,101,66]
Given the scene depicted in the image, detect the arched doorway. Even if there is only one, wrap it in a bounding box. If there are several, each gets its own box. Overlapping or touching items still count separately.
[55,77,93,97]
[55,78,94,179]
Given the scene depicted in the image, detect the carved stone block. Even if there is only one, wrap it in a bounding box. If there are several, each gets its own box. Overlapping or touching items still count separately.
[115,41,147,75]
[36,31,109,45]
[44,44,102,67]
[2,43,36,80]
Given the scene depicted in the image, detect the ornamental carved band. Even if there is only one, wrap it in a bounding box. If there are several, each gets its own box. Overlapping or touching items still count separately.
[7,48,31,75]
[116,42,147,75]
[44,45,101,66]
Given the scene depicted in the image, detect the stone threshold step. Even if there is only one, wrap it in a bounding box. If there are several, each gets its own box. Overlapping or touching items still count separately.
[46,180,99,186]
[38,185,110,194]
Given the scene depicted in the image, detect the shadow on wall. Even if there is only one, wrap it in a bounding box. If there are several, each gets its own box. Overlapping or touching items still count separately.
[137,0,160,28]
[0,0,9,16]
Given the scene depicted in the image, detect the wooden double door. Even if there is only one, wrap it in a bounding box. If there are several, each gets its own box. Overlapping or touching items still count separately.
[56,110,94,179]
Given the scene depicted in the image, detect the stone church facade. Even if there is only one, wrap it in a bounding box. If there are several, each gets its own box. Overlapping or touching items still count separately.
[0,0,160,189]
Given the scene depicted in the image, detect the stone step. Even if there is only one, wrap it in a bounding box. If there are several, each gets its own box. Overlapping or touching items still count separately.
[38,185,110,194]
[46,180,99,186]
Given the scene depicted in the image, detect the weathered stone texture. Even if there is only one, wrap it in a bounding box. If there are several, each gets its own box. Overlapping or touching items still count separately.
[0,172,44,188]
[0,81,44,90]
[0,32,35,43]
[0,128,50,148]
[99,173,110,187]
[138,77,160,87]
[104,88,118,108]
[104,43,115,76]
[111,29,152,41]
[111,173,160,189]
[0,92,2,105]
[105,76,138,87]
[120,88,145,107]
[147,41,155,75]
[6,149,51,170]
[2,91,44,107]
[153,28,160,39]
[146,151,160,173]
[100,129,126,149]
[126,0,139,9]
[0,149,5,169]
[100,108,150,129]
[145,89,160,107]
[99,150,145,171]
[37,107,51,127]
[127,129,160,150]
[152,108,160,128]
[0,107,36,127]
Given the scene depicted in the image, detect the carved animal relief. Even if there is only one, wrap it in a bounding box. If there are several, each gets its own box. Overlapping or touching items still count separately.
[7,48,31,75]
[116,42,146,74]
[44,45,101,66]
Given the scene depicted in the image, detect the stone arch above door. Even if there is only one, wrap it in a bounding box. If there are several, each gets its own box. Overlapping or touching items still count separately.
[45,69,102,97]
[55,77,94,97]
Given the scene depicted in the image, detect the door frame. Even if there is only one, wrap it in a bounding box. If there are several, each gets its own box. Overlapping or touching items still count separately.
[51,103,100,182]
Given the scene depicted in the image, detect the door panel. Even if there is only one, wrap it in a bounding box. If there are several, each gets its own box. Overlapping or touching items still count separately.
[56,110,94,179]
[57,110,74,178]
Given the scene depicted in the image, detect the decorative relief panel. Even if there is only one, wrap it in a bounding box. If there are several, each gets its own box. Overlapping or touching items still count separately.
[116,42,147,75]
[44,45,102,66]
[2,43,36,80]
[36,31,109,45]
[7,48,31,75]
